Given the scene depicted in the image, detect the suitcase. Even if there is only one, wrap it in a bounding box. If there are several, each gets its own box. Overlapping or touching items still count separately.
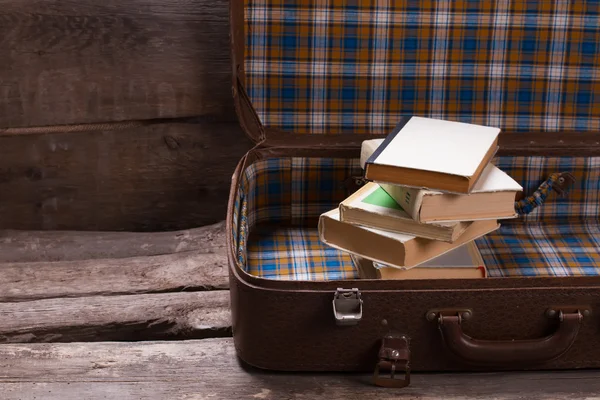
[226,0,600,387]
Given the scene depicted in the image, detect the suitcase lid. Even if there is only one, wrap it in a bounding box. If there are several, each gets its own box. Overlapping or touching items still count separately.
[230,0,600,153]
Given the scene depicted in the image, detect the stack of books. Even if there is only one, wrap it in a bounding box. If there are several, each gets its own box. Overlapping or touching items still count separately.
[318,116,523,280]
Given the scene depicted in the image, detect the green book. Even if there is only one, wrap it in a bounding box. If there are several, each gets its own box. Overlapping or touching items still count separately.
[338,182,473,243]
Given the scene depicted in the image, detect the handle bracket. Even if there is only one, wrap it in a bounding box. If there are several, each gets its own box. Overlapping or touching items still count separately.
[428,307,587,366]
[426,308,473,322]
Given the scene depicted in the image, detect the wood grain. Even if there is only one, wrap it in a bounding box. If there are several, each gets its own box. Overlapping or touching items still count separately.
[0,222,226,262]
[0,338,599,399]
[0,250,228,302]
[0,0,235,127]
[0,291,230,342]
[0,121,252,231]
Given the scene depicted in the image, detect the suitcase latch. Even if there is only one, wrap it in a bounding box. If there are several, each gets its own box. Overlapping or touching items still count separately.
[332,288,363,326]
[373,334,411,388]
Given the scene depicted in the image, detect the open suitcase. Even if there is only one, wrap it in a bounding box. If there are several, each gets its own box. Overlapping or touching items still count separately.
[226,0,600,387]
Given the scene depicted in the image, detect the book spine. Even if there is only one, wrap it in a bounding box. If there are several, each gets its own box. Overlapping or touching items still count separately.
[364,116,412,167]
[360,140,382,169]
[380,183,424,222]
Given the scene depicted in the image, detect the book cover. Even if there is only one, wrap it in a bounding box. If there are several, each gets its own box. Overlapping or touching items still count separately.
[379,164,523,223]
[318,208,500,269]
[359,242,487,280]
[339,182,471,242]
[363,116,500,194]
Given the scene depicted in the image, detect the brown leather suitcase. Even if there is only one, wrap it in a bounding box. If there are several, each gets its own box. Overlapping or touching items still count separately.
[226,0,600,387]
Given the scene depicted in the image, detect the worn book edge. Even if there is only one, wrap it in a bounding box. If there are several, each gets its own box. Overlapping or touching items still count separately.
[378,163,523,223]
[358,242,488,280]
[319,208,499,269]
[339,182,469,242]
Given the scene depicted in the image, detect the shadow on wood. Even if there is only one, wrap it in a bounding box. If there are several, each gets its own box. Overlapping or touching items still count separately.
[0,122,252,231]
[0,291,231,343]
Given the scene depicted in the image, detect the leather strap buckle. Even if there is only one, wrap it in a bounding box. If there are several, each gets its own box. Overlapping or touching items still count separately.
[373,335,411,388]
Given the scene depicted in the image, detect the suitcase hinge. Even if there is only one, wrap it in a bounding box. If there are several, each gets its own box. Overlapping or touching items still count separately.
[332,288,363,326]
[373,334,411,388]
[343,176,367,192]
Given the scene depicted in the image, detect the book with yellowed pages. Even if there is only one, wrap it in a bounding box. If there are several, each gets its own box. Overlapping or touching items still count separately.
[379,163,523,223]
[339,181,471,242]
[318,208,499,269]
[351,242,487,280]
[363,116,500,194]
[361,138,523,223]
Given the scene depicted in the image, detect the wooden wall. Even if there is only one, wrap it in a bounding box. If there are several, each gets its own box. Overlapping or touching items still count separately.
[0,0,253,231]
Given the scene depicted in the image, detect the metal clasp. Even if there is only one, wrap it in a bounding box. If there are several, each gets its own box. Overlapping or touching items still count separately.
[332,288,363,326]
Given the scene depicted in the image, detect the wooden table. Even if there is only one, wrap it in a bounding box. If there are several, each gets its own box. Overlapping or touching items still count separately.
[1,223,599,400]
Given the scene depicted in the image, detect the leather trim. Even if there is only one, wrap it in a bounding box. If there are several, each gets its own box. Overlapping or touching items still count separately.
[263,128,600,155]
[233,77,265,144]
[230,0,264,144]
[498,131,600,156]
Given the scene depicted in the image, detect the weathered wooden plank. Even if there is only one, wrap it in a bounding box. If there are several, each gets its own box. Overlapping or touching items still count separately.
[1,338,599,399]
[0,121,252,231]
[0,221,226,262]
[0,250,228,302]
[0,0,234,127]
[0,291,230,343]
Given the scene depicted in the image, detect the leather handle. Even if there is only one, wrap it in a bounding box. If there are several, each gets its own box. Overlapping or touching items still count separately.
[438,311,583,366]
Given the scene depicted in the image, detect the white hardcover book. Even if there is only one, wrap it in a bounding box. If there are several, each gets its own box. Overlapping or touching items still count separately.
[360,136,523,223]
[363,116,501,193]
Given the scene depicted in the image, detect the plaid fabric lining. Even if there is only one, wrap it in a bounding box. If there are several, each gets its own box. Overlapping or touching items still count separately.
[234,156,600,280]
[244,157,362,228]
[234,157,361,279]
[245,0,600,135]
[247,222,600,279]
[492,156,600,223]
[476,222,600,277]
[246,226,359,280]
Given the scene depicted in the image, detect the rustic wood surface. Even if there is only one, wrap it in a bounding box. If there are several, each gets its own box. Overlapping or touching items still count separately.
[0,224,230,342]
[0,223,228,302]
[0,0,234,128]
[0,221,226,262]
[0,291,230,343]
[0,122,252,231]
[0,250,228,301]
[1,338,600,400]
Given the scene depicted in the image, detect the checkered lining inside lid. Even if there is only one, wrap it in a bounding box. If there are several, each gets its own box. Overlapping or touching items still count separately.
[244,0,600,135]
[237,0,600,280]
[232,156,600,280]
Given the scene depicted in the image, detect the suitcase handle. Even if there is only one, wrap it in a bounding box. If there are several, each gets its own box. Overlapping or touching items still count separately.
[436,310,583,365]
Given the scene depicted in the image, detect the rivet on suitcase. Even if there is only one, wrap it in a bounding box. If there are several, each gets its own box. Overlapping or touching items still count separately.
[226,0,600,386]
